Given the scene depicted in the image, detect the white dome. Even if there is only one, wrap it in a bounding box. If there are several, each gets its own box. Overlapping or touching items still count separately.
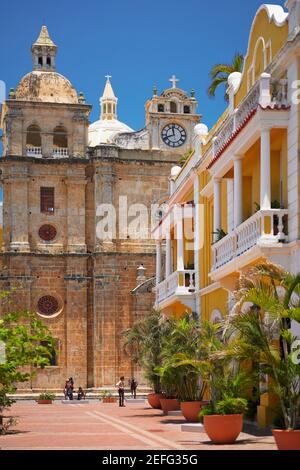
[88,118,134,146]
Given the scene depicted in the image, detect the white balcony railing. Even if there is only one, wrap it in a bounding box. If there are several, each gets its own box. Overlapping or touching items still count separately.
[26,146,42,157]
[53,147,69,157]
[156,270,196,305]
[213,77,288,157]
[212,209,288,271]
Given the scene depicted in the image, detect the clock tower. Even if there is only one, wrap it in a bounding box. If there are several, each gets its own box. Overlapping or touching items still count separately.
[145,76,201,153]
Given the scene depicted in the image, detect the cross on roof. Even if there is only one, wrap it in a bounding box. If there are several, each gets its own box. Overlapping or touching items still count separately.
[105,74,112,81]
[169,75,179,89]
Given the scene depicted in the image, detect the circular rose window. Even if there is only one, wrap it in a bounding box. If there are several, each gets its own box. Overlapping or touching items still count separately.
[39,224,57,241]
[37,296,60,316]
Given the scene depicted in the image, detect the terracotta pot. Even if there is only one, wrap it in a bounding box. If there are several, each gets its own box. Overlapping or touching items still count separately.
[180,401,208,423]
[147,393,164,409]
[159,398,180,414]
[272,429,300,450]
[102,397,118,403]
[37,400,53,404]
[204,414,243,444]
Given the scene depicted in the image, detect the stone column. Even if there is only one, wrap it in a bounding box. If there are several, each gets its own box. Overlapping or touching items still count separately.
[233,156,243,227]
[213,178,222,242]
[176,205,184,271]
[9,167,30,252]
[65,176,87,253]
[156,242,162,286]
[260,127,271,210]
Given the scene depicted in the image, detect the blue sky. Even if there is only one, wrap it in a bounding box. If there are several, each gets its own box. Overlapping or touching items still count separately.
[1,0,286,130]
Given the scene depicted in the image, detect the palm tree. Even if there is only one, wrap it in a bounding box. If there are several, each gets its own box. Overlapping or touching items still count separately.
[222,263,300,430]
[208,53,244,101]
[123,310,173,393]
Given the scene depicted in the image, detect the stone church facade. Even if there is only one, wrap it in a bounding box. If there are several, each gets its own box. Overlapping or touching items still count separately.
[0,26,200,389]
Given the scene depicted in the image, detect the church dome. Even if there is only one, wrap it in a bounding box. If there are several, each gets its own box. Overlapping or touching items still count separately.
[16,70,78,104]
[88,76,134,146]
[14,26,78,105]
[88,118,133,146]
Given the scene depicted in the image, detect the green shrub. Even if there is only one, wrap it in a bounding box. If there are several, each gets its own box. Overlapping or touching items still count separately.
[38,392,56,401]
[200,397,248,416]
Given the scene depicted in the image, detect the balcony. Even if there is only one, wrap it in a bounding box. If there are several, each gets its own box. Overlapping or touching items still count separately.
[53,147,69,157]
[26,146,42,157]
[156,270,196,311]
[212,209,288,272]
[213,76,288,159]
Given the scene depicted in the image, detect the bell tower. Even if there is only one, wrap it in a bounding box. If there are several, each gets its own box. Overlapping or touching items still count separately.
[31,25,57,72]
[145,76,201,152]
[100,75,118,120]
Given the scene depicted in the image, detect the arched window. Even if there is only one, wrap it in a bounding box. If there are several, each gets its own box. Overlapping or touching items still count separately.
[26,125,42,156]
[53,126,68,156]
[108,103,112,114]
[184,105,190,114]
[158,103,164,113]
[38,56,43,67]
[46,56,51,68]
[170,101,177,113]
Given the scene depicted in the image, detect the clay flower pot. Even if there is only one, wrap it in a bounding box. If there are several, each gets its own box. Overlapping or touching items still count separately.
[102,397,118,403]
[159,398,180,414]
[180,401,209,423]
[37,400,53,404]
[204,414,243,444]
[272,429,300,450]
[147,393,164,409]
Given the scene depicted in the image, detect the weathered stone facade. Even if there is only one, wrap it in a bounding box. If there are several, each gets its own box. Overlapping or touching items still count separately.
[0,26,200,389]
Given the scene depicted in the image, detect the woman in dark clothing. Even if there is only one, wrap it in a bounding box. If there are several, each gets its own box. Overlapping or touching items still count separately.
[130,378,138,399]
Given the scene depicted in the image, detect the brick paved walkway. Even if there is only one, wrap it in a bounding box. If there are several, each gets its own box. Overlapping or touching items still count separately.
[0,401,276,450]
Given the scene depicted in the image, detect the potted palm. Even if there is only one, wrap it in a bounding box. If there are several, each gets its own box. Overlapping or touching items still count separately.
[123,311,173,409]
[37,392,56,404]
[157,315,208,421]
[195,321,252,444]
[200,396,248,444]
[227,263,300,450]
[100,390,117,404]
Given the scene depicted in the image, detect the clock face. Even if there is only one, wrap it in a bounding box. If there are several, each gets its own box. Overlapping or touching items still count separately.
[161,124,187,148]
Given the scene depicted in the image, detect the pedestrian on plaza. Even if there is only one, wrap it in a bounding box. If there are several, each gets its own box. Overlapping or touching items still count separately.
[116,376,125,407]
[63,381,69,400]
[77,387,86,400]
[130,378,138,399]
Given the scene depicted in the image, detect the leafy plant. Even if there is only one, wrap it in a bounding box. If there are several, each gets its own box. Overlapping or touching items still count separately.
[178,149,194,166]
[156,315,206,401]
[212,229,228,244]
[99,390,112,399]
[123,310,173,393]
[224,263,300,430]
[200,397,248,416]
[38,392,56,401]
[0,303,55,433]
[208,52,244,101]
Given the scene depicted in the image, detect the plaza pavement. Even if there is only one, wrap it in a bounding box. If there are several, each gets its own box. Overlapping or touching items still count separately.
[0,400,277,450]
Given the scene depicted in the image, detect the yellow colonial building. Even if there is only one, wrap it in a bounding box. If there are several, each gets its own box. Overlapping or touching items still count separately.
[153,1,300,426]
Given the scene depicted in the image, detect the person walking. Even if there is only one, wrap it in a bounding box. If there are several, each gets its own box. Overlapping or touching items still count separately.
[116,376,125,407]
[130,378,138,399]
